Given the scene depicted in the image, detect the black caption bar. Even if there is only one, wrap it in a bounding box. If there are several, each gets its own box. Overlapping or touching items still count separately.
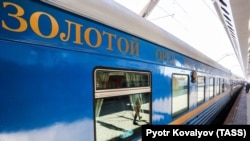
[142,125,250,141]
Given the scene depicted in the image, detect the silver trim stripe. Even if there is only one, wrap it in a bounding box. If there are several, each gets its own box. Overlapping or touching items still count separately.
[95,87,151,98]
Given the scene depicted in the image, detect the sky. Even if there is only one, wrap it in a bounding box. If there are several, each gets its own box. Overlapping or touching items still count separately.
[114,0,244,78]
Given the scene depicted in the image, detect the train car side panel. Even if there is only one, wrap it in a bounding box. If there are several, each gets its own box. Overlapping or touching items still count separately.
[0,0,245,141]
[0,40,95,140]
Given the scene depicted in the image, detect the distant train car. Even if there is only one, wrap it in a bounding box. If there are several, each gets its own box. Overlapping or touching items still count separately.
[0,0,244,141]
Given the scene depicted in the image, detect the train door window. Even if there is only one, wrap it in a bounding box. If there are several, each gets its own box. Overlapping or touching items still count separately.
[172,74,189,117]
[209,77,214,98]
[197,76,205,105]
[215,78,220,95]
[94,69,151,141]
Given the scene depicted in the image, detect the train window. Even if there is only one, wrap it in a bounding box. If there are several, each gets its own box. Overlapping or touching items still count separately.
[94,69,151,141]
[215,78,220,95]
[220,79,225,93]
[209,77,214,98]
[172,74,189,117]
[197,76,205,105]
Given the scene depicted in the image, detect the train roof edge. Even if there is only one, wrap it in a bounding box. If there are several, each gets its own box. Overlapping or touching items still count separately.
[41,0,232,75]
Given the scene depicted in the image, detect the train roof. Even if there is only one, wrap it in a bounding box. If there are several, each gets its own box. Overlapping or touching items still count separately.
[41,0,231,74]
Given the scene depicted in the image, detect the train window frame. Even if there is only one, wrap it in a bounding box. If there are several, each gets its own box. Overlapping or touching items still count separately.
[209,77,214,99]
[94,68,151,141]
[197,76,205,105]
[171,73,189,118]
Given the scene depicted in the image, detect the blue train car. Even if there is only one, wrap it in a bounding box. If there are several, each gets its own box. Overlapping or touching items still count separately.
[0,0,244,141]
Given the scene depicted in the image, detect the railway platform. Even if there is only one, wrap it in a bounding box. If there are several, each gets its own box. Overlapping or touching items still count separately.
[224,87,250,125]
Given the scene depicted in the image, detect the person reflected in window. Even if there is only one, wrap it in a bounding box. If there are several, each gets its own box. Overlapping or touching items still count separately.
[133,95,142,125]
[246,82,250,93]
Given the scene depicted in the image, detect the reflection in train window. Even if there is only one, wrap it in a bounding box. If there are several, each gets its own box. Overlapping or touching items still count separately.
[215,78,220,95]
[197,76,205,105]
[94,69,151,141]
[209,77,214,98]
[220,79,225,93]
[172,74,189,117]
[95,69,150,90]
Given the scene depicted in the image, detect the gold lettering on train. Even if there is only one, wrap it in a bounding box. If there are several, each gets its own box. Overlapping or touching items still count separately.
[84,27,102,48]
[1,2,140,57]
[155,49,176,65]
[155,49,162,60]
[130,39,139,56]
[30,12,59,38]
[60,20,83,44]
[103,31,116,51]
[117,37,129,53]
[2,2,28,32]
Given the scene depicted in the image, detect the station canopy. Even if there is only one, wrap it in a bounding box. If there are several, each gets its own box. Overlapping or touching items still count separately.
[114,0,249,80]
